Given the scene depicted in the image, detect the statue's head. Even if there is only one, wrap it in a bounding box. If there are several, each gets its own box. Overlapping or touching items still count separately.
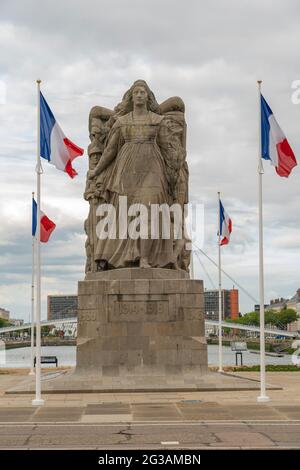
[115,79,159,115]
[132,81,148,108]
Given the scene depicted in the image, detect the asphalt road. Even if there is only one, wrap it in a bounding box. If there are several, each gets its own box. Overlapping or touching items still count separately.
[1,421,300,449]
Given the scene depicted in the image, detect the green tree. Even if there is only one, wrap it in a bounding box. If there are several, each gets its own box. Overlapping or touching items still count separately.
[0,318,12,328]
[41,325,51,336]
[236,311,260,326]
[226,308,298,329]
[277,308,298,327]
[265,309,278,326]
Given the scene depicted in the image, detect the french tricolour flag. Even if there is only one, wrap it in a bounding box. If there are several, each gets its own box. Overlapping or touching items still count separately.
[219,200,232,246]
[32,197,56,243]
[40,92,84,178]
[261,94,297,177]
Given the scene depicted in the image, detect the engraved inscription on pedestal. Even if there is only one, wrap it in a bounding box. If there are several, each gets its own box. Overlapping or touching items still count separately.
[110,296,169,322]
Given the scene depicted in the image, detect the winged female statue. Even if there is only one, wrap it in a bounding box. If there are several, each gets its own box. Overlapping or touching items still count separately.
[84,80,190,273]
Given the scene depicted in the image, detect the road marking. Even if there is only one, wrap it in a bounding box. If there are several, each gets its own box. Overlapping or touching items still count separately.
[161,441,179,445]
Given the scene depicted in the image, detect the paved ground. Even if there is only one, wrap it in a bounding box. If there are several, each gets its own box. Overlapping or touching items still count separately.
[6,368,280,393]
[0,370,300,449]
[1,422,300,449]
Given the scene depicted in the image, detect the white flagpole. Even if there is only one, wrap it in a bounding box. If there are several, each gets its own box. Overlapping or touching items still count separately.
[218,191,223,373]
[257,80,270,402]
[29,192,35,376]
[32,79,44,406]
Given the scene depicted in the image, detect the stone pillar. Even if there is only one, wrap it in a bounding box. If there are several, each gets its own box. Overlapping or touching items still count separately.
[76,268,208,386]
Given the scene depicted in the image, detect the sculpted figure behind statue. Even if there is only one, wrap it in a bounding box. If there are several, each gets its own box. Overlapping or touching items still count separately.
[84,80,190,273]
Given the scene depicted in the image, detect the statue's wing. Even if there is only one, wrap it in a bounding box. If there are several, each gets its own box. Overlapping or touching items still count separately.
[88,106,114,158]
[89,105,114,132]
[85,106,115,203]
[159,96,186,156]
[158,97,187,202]
[158,96,185,115]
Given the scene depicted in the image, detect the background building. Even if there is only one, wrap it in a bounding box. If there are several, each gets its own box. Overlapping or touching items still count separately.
[229,289,239,320]
[204,288,239,321]
[286,288,300,332]
[47,295,78,321]
[0,307,10,320]
[9,319,24,326]
[287,289,300,315]
[254,304,270,312]
[254,289,300,333]
[269,297,288,312]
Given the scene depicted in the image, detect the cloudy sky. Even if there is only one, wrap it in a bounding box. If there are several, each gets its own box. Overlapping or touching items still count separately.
[0,0,299,320]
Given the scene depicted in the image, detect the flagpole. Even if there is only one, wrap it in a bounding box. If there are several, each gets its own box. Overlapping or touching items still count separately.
[257,80,270,402]
[29,192,35,376]
[218,191,223,373]
[32,79,44,406]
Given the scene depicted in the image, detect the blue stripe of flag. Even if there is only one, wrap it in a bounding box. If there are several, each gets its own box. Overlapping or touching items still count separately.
[219,200,225,236]
[32,197,37,236]
[40,92,56,161]
[261,94,273,162]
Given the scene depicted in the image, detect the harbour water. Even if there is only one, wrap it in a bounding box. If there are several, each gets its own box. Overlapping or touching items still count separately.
[0,344,294,368]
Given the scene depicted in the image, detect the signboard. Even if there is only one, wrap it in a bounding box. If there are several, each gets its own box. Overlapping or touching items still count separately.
[231,341,247,351]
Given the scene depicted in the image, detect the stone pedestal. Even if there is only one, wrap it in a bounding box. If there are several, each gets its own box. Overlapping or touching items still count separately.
[75,268,208,383]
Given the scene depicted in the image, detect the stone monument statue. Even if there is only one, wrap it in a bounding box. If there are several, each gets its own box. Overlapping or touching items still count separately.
[75,80,208,389]
[84,79,190,273]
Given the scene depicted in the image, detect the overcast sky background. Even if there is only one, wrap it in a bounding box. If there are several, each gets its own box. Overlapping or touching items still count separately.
[0,0,299,321]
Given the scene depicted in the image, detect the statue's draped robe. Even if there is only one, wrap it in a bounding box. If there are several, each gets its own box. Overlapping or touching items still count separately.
[94,111,175,268]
